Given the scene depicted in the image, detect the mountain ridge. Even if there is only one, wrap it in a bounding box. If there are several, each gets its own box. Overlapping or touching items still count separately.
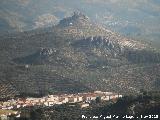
[0,13,160,99]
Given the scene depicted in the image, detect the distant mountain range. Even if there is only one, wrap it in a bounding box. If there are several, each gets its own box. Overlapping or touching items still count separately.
[0,0,160,48]
[0,13,160,99]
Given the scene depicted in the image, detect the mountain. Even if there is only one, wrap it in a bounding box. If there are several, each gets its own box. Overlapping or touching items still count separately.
[0,0,160,48]
[0,13,160,99]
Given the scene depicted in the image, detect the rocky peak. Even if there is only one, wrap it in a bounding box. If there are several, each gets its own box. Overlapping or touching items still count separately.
[72,12,89,20]
[58,12,90,27]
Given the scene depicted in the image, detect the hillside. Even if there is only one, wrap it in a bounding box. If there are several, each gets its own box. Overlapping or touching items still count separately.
[0,13,160,99]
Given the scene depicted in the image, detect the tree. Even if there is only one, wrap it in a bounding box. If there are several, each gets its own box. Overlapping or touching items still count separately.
[95,96,101,103]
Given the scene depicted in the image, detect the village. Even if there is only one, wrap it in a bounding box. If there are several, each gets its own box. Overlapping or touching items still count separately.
[0,91,122,119]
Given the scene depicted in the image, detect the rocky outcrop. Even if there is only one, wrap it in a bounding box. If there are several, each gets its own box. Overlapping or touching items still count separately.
[39,48,57,56]
[58,12,90,27]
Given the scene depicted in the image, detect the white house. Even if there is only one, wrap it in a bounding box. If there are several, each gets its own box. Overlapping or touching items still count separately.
[101,96,110,101]
[48,101,54,106]
[77,96,83,102]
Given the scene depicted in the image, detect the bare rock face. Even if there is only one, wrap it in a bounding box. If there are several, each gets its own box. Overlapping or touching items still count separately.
[39,48,56,56]
[13,48,58,65]
[58,12,90,27]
